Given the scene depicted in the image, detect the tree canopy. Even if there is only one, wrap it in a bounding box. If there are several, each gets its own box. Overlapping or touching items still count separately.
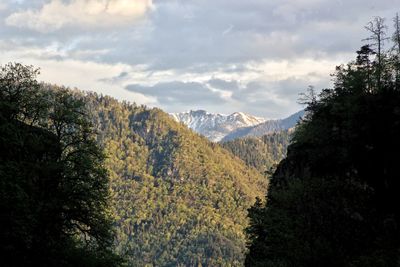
[82,92,268,266]
[0,63,120,266]
[221,131,291,175]
[245,16,400,267]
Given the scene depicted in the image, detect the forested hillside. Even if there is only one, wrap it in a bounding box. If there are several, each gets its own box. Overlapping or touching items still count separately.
[3,2,399,266]
[246,16,400,266]
[221,131,291,174]
[1,63,269,266]
[75,92,268,266]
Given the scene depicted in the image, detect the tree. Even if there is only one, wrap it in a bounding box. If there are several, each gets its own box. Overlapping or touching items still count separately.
[356,45,375,90]
[364,16,389,89]
[0,63,121,266]
[392,14,400,87]
[245,16,400,266]
[393,13,400,54]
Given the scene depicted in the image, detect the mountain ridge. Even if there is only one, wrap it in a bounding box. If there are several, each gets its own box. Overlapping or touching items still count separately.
[222,110,305,141]
[80,93,268,265]
[170,110,266,141]
[171,109,304,142]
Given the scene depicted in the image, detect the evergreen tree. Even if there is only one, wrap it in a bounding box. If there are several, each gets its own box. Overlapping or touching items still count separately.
[83,93,267,266]
[245,16,400,267]
[221,131,291,175]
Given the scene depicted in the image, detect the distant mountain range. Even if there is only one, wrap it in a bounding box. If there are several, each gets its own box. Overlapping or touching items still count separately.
[171,110,305,142]
[221,110,305,141]
[170,110,266,141]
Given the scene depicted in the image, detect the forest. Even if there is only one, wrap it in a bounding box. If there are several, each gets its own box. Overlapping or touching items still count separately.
[246,15,400,266]
[1,14,400,267]
[1,64,268,266]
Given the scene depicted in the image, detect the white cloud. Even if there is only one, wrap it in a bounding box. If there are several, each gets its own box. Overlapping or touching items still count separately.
[2,0,398,117]
[0,42,155,105]
[5,0,153,33]
[0,3,7,10]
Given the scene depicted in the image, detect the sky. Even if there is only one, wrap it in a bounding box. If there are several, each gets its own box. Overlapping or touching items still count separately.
[0,0,399,118]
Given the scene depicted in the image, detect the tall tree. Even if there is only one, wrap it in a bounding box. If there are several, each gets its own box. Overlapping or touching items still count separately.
[0,63,120,266]
[245,17,400,267]
[393,13,400,54]
[364,16,389,89]
[356,44,375,91]
[392,13,400,86]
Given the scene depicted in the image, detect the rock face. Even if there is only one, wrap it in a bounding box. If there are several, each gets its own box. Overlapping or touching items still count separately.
[171,110,304,142]
[170,110,266,142]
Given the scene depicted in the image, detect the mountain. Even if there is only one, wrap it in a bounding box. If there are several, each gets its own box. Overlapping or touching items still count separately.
[221,130,292,174]
[221,110,305,142]
[171,110,266,142]
[80,93,268,266]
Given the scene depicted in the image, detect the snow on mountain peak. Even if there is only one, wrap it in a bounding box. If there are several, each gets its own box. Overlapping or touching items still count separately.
[170,110,265,142]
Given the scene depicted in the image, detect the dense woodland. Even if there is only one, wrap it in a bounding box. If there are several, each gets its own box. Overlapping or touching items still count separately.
[2,14,400,267]
[83,92,267,266]
[246,15,400,266]
[221,131,291,174]
[0,63,271,266]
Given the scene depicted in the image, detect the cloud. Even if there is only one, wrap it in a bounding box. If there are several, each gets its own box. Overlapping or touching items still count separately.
[208,78,240,92]
[124,65,331,117]
[126,81,226,107]
[99,71,130,84]
[5,0,153,33]
[0,42,154,105]
[1,0,399,118]
[0,3,7,11]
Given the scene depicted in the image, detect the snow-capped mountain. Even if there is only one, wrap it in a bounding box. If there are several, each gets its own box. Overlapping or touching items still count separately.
[170,110,266,142]
[221,110,305,141]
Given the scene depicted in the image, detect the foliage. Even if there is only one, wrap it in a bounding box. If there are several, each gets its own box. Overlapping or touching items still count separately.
[221,131,291,174]
[76,93,268,266]
[245,16,400,267]
[0,62,269,266]
[0,63,120,266]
